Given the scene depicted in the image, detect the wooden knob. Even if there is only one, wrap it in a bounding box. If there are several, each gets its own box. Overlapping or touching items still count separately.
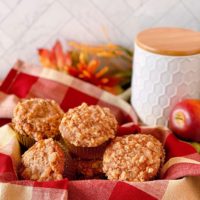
[136,27,200,56]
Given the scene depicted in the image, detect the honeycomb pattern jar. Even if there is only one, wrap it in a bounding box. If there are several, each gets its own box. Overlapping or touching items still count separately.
[131,27,200,126]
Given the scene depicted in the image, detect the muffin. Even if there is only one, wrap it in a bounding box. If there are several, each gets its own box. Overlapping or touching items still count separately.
[20,138,74,181]
[59,103,118,159]
[103,134,165,182]
[74,158,104,179]
[12,98,64,147]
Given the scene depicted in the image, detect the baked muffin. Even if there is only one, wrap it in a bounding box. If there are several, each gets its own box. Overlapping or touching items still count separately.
[12,98,64,147]
[20,138,74,181]
[59,103,118,159]
[103,134,165,182]
[74,158,104,179]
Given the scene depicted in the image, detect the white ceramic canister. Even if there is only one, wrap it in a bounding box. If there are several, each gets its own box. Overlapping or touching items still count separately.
[131,27,200,126]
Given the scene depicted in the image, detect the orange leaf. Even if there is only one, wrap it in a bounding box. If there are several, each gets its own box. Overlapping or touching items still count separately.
[87,59,99,73]
[38,48,49,57]
[53,41,65,69]
[49,50,56,67]
[52,41,62,55]
[68,66,79,76]
[65,52,72,66]
[82,70,91,78]
[38,49,52,67]
[79,52,87,64]
[96,66,109,78]
[101,78,109,84]
[77,63,86,71]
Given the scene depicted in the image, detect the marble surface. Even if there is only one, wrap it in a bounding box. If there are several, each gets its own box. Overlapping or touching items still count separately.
[0,0,200,79]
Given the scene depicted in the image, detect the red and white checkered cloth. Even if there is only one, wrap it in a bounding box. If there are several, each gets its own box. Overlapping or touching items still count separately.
[0,60,200,200]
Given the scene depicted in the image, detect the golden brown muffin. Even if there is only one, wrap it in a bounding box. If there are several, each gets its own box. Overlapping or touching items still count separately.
[12,98,64,147]
[20,138,74,181]
[103,134,165,182]
[59,103,118,159]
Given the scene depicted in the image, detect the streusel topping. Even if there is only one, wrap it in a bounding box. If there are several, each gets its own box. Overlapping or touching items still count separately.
[59,103,118,147]
[20,138,65,181]
[103,134,165,182]
[13,98,64,141]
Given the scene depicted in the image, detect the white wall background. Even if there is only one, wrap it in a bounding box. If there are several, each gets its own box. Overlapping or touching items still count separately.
[0,0,200,79]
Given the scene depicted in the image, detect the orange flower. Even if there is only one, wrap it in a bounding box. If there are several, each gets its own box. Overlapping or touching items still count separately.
[38,41,72,71]
[68,58,122,94]
[38,40,130,95]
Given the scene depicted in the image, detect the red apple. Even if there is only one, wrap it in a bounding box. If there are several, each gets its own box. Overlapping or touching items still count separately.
[168,99,200,142]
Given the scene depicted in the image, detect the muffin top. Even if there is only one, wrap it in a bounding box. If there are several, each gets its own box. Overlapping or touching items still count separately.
[103,134,165,182]
[20,138,65,181]
[59,103,118,147]
[12,98,64,141]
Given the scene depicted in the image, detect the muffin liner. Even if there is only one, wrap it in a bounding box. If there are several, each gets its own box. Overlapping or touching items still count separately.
[57,141,75,180]
[15,131,36,148]
[16,133,62,149]
[11,120,62,149]
[8,123,35,148]
[64,139,110,159]
[74,158,105,180]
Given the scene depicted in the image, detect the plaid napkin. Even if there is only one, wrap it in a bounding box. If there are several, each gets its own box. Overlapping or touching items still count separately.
[0,61,200,200]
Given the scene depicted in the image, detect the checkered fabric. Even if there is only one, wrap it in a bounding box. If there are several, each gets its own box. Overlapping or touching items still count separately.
[0,61,200,200]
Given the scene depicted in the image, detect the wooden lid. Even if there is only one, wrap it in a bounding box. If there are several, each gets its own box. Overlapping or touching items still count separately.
[136,27,200,56]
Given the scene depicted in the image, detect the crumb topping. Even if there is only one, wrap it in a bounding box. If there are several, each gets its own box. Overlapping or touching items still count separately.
[59,103,118,147]
[103,134,165,182]
[13,98,64,141]
[20,138,65,181]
